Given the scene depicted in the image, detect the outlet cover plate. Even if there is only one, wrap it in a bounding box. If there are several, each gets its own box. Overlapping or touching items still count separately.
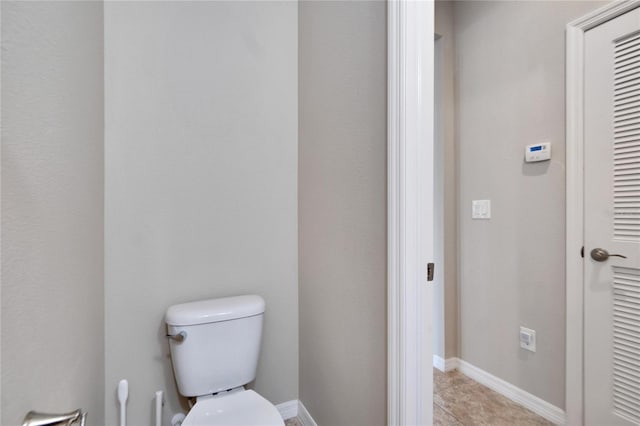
[520,326,536,352]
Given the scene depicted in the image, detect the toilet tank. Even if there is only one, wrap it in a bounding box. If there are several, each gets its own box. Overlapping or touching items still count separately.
[165,295,265,397]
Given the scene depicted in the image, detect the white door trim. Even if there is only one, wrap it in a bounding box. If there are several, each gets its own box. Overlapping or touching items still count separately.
[566,1,640,424]
[388,1,434,425]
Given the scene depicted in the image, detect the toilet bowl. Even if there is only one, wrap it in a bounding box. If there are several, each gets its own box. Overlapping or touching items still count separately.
[182,389,283,426]
[165,295,284,426]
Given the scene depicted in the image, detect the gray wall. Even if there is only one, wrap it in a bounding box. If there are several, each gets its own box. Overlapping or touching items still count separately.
[104,2,298,425]
[454,0,605,408]
[1,2,105,424]
[434,0,459,360]
[298,1,387,425]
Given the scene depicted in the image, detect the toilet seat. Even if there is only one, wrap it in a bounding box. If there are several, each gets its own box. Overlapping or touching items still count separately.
[182,390,284,426]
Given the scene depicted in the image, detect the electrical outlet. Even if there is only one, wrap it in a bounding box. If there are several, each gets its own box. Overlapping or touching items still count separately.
[520,327,536,352]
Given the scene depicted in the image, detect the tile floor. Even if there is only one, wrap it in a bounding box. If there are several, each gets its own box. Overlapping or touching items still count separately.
[285,369,554,426]
[434,368,555,426]
[284,417,302,426]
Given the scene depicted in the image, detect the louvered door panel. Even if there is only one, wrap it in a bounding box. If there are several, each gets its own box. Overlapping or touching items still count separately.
[615,32,640,241]
[612,267,640,424]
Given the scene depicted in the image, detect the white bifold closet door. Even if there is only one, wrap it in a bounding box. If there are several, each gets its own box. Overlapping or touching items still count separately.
[585,6,640,426]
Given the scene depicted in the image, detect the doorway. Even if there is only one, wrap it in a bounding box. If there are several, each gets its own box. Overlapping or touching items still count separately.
[429,1,617,425]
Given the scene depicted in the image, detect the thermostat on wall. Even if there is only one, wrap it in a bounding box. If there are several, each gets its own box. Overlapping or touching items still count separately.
[525,142,551,163]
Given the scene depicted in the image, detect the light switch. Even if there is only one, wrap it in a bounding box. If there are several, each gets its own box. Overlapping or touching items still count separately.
[472,200,491,219]
[520,326,536,352]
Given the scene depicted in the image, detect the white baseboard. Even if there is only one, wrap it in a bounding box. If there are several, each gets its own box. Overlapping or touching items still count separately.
[456,359,565,425]
[433,355,459,372]
[444,357,460,372]
[433,354,445,371]
[297,400,318,426]
[275,399,317,426]
[276,399,298,420]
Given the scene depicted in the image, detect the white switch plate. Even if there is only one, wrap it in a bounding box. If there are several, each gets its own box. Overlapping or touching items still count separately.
[472,200,491,219]
[520,326,536,352]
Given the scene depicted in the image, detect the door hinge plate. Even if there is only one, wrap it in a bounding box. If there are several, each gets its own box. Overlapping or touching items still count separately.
[427,263,435,282]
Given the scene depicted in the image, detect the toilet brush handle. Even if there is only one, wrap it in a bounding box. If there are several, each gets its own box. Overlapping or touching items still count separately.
[118,380,128,426]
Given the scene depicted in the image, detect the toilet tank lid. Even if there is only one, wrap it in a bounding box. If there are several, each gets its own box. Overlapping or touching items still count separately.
[165,295,265,326]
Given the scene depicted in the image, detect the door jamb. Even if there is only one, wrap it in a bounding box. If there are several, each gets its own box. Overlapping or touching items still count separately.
[566,1,640,424]
[388,1,434,425]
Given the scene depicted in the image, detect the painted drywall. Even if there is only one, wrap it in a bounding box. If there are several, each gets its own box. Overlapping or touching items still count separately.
[1,1,105,424]
[104,2,298,425]
[298,1,387,425]
[454,0,606,408]
[434,0,459,360]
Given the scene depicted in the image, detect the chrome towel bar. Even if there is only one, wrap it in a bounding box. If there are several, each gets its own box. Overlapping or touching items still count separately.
[22,409,86,426]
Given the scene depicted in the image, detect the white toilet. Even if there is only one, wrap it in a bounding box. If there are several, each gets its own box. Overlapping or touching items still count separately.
[165,295,284,426]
